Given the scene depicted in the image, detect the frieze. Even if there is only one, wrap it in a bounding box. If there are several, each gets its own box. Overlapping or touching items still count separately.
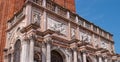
[79,30,92,43]
[47,17,67,35]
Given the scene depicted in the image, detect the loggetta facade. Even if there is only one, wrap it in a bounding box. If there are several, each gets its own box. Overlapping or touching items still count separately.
[3,0,120,62]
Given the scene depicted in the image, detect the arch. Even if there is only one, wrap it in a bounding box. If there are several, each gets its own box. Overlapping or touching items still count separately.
[51,50,64,62]
[51,47,67,59]
[13,39,21,62]
[34,52,41,62]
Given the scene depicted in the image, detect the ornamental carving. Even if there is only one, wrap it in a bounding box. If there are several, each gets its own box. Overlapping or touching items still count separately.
[71,28,76,39]
[47,17,67,35]
[32,10,41,27]
[101,40,108,49]
[94,35,99,47]
[79,30,91,43]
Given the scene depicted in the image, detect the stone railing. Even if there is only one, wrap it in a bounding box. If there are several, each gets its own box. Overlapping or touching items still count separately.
[28,0,113,42]
[7,9,25,30]
[31,0,43,6]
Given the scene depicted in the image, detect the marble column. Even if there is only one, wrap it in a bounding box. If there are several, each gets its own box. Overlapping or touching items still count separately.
[46,43,51,62]
[42,43,46,62]
[98,56,102,62]
[29,38,34,62]
[21,40,29,62]
[105,58,108,62]
[83,52,87,62]
[73,50,77,62]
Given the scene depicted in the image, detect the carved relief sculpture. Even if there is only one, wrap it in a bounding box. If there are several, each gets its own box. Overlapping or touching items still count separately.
[79,30,91,43]
[71,28,76,39]
[32,10,41,27]
[101,40,107,49]
[94,35,99,47]
[47,17,67,35]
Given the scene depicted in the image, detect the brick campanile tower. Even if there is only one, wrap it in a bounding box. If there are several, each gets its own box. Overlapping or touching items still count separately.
[0,0,76,62]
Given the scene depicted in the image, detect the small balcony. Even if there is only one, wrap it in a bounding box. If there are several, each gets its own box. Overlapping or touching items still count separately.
[7,9,25,31]
[57,6,67,18]
[46,1,56,12]
[31,0,43,6]
[69,12,76,22]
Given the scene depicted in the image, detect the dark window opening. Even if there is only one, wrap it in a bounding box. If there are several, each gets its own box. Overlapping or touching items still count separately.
[51,50,63,62]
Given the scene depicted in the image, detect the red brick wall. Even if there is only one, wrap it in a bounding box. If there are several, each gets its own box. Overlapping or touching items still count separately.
[0,0,76,62]
[0,0,25,62]
[53,0,76,12]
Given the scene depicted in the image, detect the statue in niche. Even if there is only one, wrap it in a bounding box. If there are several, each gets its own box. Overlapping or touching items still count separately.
[33,12,41,26]
[87,35,91,42]
[101,41,106,48]
[71,28,75,39]
[94,39,98,47]
[81,33,91,43]
[59,23,66,35]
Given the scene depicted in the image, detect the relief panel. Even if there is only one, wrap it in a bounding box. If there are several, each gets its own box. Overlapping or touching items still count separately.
[47,17,67,35]
[71,28,76,39]
[32,9,42,27]
[79,29,92,43]
[100,39,108,49]
[94,35,99,48]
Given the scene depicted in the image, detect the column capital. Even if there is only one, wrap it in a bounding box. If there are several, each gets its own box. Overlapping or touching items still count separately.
[22,29,37,41]
[44,34,53,44]
[70,43,78,51]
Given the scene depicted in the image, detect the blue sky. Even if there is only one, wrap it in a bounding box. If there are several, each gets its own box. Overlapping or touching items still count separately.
[75,0,120,53]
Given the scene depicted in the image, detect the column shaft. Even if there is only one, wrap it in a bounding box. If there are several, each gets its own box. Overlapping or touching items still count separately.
[29,39,34,62]
[21,41,29,62]
[99,57,102,62]
[83,53,86,62]
[105,59,108,62]
[46,44,51,62]
[74,50,77,62]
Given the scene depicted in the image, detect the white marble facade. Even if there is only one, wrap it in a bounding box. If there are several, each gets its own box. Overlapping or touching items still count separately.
[4,0,119,62]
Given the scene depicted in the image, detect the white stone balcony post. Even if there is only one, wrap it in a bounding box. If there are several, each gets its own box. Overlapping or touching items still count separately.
[76,16,79,23]
[29,36,35,62]
[42,0,46,7]
[67,11,70,19]
[55,6,58,13]
[21,39,29,62]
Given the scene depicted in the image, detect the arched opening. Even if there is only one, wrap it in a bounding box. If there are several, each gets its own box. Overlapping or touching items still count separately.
[51,50,64,62]
[34,52,41,62]
[13,40,21,62]
[87,59,90,62]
